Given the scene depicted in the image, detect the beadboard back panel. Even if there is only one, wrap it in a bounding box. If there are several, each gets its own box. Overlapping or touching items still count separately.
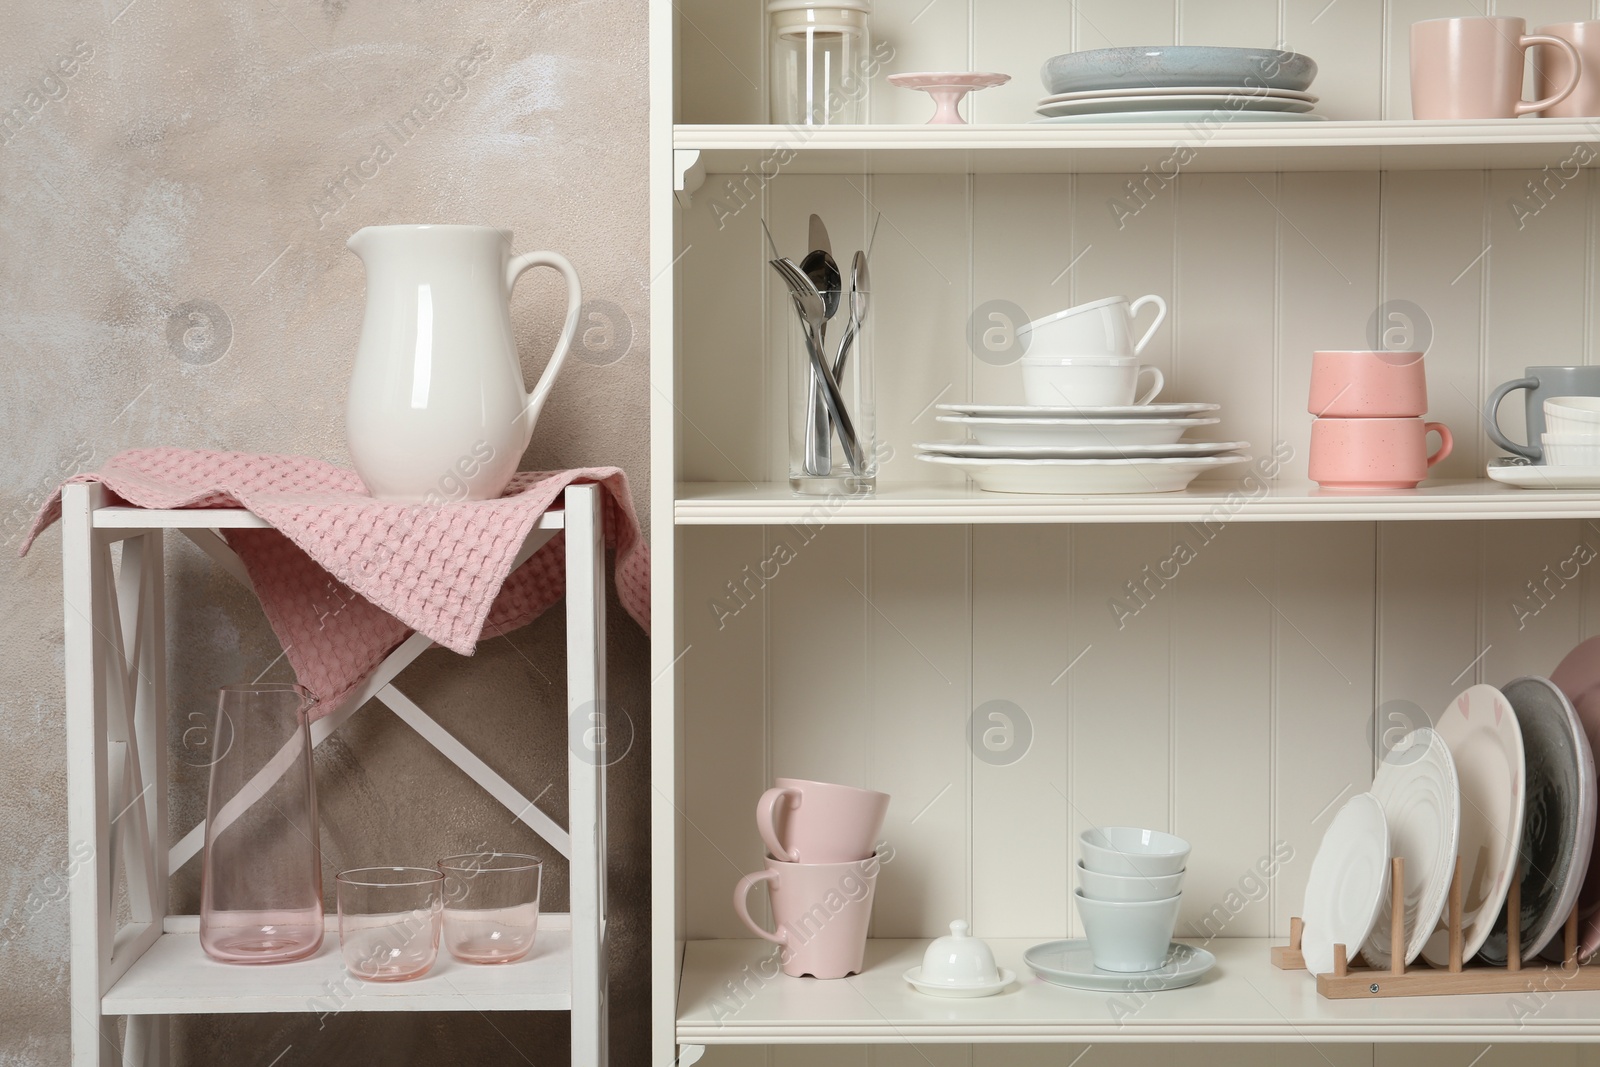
[680,519,1600,942]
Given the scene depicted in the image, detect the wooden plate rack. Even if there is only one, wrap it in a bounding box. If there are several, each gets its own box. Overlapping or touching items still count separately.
[1271,856,1600,997]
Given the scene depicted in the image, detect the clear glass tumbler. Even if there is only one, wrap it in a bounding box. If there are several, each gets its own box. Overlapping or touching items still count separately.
[336,867,444,981]
[439,852,543,964]
[768,0,872,125]
[199,683,323,964]
[785,280,876,496]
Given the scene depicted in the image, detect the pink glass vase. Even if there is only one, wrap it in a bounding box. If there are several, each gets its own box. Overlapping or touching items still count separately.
[199,684,324,963]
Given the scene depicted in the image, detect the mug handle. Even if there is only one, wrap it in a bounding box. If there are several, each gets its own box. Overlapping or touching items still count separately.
[1134,366,1165,405]
[507,251,583,431]
[756,787,801,862]
[1128,295,1168,357]
[1424,422,1454,469]
[1517,34,1582,116]
[1484,377,1541,460]
[732,870,786,945]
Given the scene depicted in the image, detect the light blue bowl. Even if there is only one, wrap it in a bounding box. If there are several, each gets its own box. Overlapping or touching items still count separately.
[1042,46,1317,96]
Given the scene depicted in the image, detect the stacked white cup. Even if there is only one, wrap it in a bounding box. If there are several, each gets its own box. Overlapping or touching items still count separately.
[1542,397,1600,466]
[1016,295,1168,408]
[1075,826,1190,972]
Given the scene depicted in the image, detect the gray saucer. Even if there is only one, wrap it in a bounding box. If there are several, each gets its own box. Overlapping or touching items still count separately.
[1042,46,1317,96]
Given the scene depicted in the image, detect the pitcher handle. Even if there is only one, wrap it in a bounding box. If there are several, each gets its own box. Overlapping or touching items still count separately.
[1129,294,1168,357]
[507,251,583,428]
[732,870,786,945]
[1484,376,1541,460]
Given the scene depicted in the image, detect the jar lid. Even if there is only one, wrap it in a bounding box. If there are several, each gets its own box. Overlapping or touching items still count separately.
[768,0,871,13]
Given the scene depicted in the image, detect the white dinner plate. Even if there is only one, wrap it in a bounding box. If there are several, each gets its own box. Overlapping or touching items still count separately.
[1038,84,1318,105]
[937,402,1221,420]
[937,414,1221,447]
[1036,93,1316,118]
[1301,793,1390,976]
[1420,685,1523,968]
[1487,460,1600,489]
[1023,940,1215,992]
[915,440,1250,460]
[1033,111,1328,125]
[1362,727,1461,969]
[915,453,1249,494]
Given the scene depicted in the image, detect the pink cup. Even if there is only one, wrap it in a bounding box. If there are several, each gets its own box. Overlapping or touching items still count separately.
[757,778,890,864]
[733,854,880,978]
[1411,16,1580,119]
[1309,350,1428,418]
[1537,22,1600,118]
[1309,417,1453,490]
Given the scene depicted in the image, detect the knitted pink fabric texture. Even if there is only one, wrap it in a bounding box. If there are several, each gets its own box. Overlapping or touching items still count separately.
[22,449,649,718]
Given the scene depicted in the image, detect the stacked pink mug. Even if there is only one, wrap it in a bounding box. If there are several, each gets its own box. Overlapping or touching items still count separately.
[732,778,891,979]
[1308,351,1453,491]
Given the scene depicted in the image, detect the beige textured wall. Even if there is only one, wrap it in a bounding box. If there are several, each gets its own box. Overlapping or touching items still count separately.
[1,1,649,1063]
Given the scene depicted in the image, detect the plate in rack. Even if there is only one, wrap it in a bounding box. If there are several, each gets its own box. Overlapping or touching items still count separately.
[1301,792,1390,976]
[1361,727,1460,969]
[1547,643,1600,962]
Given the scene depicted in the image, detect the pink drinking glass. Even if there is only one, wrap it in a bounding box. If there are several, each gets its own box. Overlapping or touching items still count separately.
[199,684,323,964]
[336,867,444,981]
[438,852,543,964]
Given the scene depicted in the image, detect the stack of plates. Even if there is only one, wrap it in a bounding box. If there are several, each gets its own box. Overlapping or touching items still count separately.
[1034,45,1322,124]
[917,402,1250,494]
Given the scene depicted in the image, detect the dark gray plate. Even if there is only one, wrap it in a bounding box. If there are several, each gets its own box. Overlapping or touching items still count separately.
[1041,46,1317,96]
[1480,676,1596,964]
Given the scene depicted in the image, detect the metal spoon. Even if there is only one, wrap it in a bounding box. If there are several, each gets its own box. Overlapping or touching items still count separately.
[769,258,865,474]
[800,216,842,476]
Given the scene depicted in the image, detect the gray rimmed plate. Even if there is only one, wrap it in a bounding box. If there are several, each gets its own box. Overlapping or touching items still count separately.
[1024,939,1215,992]
[1481,676,1597,964]
[1042,46,1318,96]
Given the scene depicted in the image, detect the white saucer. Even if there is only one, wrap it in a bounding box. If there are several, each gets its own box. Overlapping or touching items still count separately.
[1487,460,1600,489]
[902,966,1015,998]
[937,402,1220,420]
[1024,940,1215,992]
[936,414,1221,447]
[1038,84,1317,105]
[1032,111,1327,124]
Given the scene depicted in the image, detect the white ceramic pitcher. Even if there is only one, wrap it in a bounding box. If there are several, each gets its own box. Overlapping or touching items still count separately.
[345,224,581,501]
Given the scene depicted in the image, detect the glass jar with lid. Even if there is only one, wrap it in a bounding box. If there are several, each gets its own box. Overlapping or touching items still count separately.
[767,0,873,125]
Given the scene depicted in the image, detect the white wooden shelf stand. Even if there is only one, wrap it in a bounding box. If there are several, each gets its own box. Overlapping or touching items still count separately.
[61,482,610,1066]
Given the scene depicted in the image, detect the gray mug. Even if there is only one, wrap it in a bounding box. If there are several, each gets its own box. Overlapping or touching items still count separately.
[1485,366,1600,461]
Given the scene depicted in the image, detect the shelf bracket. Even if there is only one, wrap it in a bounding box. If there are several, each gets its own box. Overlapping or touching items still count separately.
[674,150,704,208]
[676,1045,706,1067]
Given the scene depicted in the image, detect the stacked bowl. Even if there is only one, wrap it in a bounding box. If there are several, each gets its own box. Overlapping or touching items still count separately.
[1542,397,1600,466]
[1075,827,1190,971]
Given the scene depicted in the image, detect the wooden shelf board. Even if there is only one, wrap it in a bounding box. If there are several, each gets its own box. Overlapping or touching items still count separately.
[676,121,1600,175]
[674,479,1600,525]
[92,507,565,531]
[102,917,573,1015]
[677,937,1600,1043]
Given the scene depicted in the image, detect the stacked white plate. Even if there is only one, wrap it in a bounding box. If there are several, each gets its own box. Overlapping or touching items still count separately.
[917,402,1250,494]
[1034,83,1322,123]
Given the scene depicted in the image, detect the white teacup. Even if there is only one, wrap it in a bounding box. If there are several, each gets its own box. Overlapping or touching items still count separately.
[1541,433,1600,467]
[1019,295,1168,358]
[1545,396,1600,439]
[1074,889,1182,972]
[1021,356,1163,407]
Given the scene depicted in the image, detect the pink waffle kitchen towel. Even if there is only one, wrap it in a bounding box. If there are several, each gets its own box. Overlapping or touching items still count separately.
[22,449,649,718]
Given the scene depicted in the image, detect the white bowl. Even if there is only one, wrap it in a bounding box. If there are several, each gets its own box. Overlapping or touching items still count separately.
[1074,889,1183,972]
[1079,826,1191,877]
[1076,860,1185,902]
[1541,433,1600,467]
[1545,397,1600,438]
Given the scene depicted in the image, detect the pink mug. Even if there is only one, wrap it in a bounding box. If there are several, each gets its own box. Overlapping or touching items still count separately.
[1411,17,1581,119]
[1309,417,1453,490]
[757,778,890,864]
[732,854,880,978]
[1308,350,1428,418]
[1536,22,1600,118]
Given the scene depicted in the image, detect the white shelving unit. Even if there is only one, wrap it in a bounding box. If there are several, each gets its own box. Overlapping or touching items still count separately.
[63,484,610,1066]
[651,2,1600,1064]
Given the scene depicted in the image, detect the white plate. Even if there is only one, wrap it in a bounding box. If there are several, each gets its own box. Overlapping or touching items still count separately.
[937,414,1221,447]
[1301,793,1390,976]
[902,965,1015,998]
[937,402,1221,420]
[1023,940,1215,992]
[1420,685,1523,968]
[1362,727,1461,969]
[1038,84,1318,105]
[1036,94,1316,117]
[1033,111,1328,125]
[916,453,1249,494]
[1487,460,1600,489]
[916,440,1250,460]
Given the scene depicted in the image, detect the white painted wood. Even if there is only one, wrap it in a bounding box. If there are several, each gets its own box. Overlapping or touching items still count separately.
[176,529,253,590]
[92,507,564,531]
[869,0,969,126]
[1286,0,1384,122]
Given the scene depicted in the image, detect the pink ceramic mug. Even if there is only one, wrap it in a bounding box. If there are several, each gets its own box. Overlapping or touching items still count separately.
[1309,351,1428,418]
[1537,22,1600,118]
[757,778,890,864]
[1411,16,1580,119]
[1309,417,1453,490]
[732,854,880,978]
